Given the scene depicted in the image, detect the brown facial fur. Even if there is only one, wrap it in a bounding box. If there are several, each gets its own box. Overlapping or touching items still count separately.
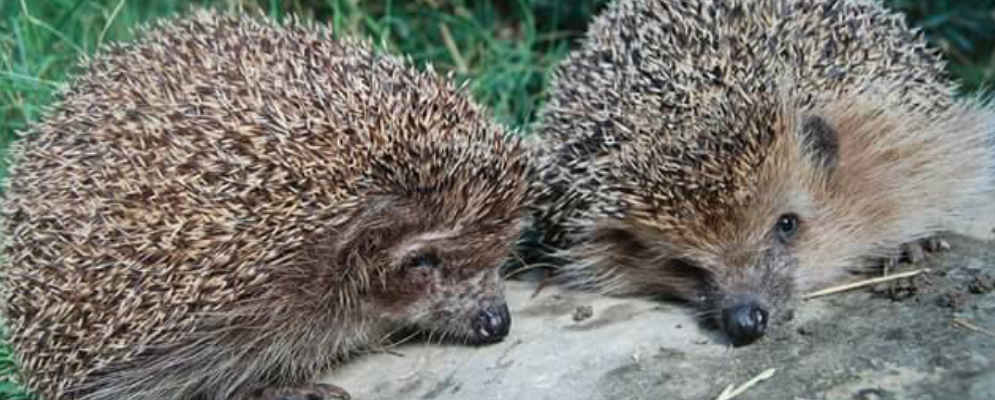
[532,0,995,344]
[0,9,532,400]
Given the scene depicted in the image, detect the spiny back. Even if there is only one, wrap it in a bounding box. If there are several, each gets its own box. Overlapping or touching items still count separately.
[533,0,954,245]
[0,9,527,399]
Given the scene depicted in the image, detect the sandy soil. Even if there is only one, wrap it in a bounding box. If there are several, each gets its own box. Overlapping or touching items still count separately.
[322,233,995,400]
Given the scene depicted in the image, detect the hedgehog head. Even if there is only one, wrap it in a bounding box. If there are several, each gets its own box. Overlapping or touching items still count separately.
[339,150,528,345]
[337,193,520,345]
[283,83,534,346]
[573,83,995,346]
[575,88,800,346]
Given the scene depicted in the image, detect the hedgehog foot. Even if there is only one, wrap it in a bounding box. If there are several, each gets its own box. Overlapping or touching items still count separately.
[894,237,949,266]
[242,383,351,400]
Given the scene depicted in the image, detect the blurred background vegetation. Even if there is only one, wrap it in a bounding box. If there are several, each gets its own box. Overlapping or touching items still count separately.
[1,0,994,398]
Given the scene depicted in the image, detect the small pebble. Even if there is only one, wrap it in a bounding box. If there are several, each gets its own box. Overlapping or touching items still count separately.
[572,305,594,322]
[968,272,994,294]
[936,291,967,309]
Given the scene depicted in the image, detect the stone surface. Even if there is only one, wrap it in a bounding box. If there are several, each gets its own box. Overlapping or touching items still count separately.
[322,234,995,400]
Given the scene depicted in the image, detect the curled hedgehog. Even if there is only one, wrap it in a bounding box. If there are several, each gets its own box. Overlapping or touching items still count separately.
[0,9,531,400]
[531,0,995,346]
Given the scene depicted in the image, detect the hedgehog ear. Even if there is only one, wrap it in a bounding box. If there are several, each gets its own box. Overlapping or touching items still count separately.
[329,197,407,266]
[799,114,839,173]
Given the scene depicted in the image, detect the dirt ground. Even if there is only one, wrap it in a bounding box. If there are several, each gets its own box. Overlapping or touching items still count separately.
[322,233,995,400]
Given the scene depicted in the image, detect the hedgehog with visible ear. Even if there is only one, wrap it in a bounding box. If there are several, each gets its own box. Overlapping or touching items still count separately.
[0,9,532,400]
[532,0,995,347]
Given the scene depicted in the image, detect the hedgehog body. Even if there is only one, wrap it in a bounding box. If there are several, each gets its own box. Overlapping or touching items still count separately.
[533,0,995,346]
[0,10,530,400]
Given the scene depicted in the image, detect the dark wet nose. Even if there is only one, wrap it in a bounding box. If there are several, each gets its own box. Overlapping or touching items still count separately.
[471,303,511,344]
[722,302,769,347]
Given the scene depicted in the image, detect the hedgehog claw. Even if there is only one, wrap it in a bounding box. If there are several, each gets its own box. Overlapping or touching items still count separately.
[242,383,351,400]
[901,241,926,264]
[898,237,949,265]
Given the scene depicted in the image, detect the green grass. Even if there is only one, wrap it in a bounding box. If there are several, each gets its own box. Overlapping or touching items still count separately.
[1,0,993,398]
[890,0,995,91]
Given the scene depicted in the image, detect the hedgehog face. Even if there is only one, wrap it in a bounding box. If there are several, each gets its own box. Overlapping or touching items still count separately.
[690,114,837,346]
[372,224,517,346]
[623,99,968,347]
[691,214,804,348]
[583,105,847,346]
[587,208,802,347]
[334,195,523,347]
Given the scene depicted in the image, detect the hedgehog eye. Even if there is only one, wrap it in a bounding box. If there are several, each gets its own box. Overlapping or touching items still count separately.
[774,213,800,243]
[404,252,440,270]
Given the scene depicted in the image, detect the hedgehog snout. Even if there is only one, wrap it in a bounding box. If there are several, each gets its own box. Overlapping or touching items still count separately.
[720,297,769,347]
[709,249,796,346]
[468,303,511,345]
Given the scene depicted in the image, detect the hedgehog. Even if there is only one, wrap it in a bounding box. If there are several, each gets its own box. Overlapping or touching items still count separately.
[530,0,995,347]
[0,9,532,400]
